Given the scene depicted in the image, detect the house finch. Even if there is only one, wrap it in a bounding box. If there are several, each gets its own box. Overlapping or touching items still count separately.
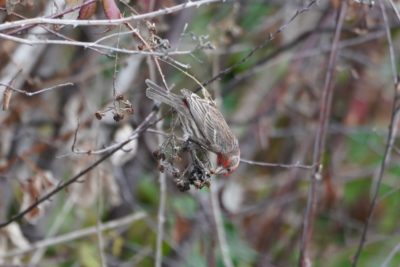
[145,79,240,175]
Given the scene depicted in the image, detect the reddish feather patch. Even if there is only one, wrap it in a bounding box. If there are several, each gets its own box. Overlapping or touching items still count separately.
[217,153,230,168]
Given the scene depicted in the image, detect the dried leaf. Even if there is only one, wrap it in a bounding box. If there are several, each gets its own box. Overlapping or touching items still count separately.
[102,0,121,19]
[78,0,97,19]
[20,171,57,224]
[172,215,192,244]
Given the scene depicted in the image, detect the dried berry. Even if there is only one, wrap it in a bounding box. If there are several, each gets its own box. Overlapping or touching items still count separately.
[113,111,124,122]
[175,179,190,192]
[95,111,103,120]
[153,150,161,159]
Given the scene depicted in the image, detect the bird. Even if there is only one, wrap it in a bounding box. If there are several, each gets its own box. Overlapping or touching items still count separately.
[145,79,240,175]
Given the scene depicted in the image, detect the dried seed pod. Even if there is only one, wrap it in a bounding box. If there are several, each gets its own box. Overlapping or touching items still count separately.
[113,111,124,122]
[175,179,190,192]
[153,149,161,159]
[95,111,104,120]
[172,170,180,178]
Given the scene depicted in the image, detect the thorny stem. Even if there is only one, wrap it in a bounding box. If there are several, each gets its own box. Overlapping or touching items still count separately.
[299,2,347,267]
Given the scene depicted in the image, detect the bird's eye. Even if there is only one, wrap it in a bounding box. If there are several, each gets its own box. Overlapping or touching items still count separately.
[226,168,231,173]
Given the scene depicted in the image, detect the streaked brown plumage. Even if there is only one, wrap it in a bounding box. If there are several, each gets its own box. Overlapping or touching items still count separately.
[145,79,240,175]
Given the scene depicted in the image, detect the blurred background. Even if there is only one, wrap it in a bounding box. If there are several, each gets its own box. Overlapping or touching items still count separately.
[1,0,400,266]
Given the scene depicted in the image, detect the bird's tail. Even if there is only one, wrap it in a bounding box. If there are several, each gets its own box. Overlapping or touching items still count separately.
[145,79,184,111]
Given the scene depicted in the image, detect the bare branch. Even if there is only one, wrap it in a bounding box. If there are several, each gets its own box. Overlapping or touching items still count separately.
[352,0,400,265]
[0,33,192,56]
[240,159,314,170]
[210,183,234,267]
[0,82,74,96]
[299,2,347,267]
[196,0,317,92]
[0,212,147,258]
[0,0,222,32]
[0,109,157,228]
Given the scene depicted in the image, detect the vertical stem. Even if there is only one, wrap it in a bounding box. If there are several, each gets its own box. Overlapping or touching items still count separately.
[210,183,234,267]
[352,0,400,265]
[298,3,347,267]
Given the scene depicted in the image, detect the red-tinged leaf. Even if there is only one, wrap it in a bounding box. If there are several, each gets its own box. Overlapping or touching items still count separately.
[79,0,98,19]
[102,0,121,20]
[172,215,192,244]
[345,98,369,126]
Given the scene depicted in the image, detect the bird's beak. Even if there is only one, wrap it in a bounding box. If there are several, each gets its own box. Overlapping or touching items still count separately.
[214,166,227,175]
[214,166,229,176]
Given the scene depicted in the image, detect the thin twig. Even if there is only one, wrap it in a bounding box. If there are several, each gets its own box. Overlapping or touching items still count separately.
[0,33,192,56]
[210,183,234,267]
[28,197,74,264]
[381,243,400,267]
[4,8,106,55]
[0,0,222,32]
[0,82,73,96]
[299,3,347,267]
[2,0,98,35]
[196,0,317,92]
[71,110,159,155]
[0,109,157,228]
[352,0,400,265]
[129,17,170,267]
[240,159,313,170]
[96,169,107,267]
[0,212,147,257]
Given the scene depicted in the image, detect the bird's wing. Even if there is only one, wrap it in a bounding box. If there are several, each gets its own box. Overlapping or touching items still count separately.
[182,90,238,154]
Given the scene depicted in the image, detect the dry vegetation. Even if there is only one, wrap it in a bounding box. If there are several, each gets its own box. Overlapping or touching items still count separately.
[1,0,400,266]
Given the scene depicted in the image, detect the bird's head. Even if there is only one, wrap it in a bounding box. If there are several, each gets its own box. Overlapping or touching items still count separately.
[214,151,240,176]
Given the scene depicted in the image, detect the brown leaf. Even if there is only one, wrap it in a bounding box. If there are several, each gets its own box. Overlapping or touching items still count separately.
[172,215,192,244]
[102,0,121,20]
[19,171,57,224]
[79,0,97,20]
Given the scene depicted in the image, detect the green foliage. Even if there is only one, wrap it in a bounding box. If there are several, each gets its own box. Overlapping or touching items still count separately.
[137,174,159,206]
[239,4,273,31]
[225,222,257,265]
[343,179,371,204]
[171,195,197,217]
[346,132,382,165]
[78,243,101,267]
